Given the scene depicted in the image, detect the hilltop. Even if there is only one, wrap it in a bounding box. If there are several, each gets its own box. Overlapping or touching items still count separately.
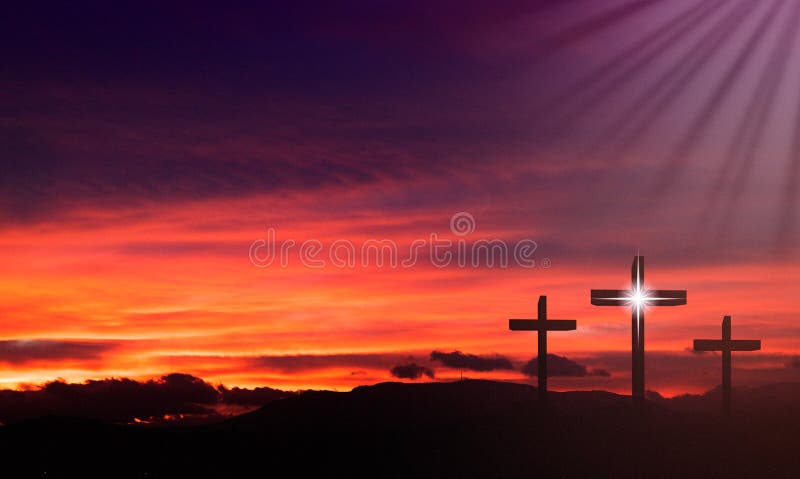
[1,380,798,477]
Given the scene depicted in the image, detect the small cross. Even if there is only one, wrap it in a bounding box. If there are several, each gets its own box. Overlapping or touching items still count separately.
[591,255,687,402]
[694,315,761,416]
[509,295,577,401]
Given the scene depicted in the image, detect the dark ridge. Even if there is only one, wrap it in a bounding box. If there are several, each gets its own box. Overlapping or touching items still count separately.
[1,380,799,477]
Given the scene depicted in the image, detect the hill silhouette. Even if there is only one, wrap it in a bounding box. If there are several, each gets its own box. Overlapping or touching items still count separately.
[1,380,798,477]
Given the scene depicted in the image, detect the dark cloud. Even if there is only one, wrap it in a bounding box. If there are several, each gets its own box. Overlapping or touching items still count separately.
[521,354,610,378]
[113,240,244,257]
[590,368,612,377]
[0,0,625,226]
[1,2,561,90]
[685,347,710,355]
[786,356,800,369]
[430,350,513,372]
[390,362,434,380]
[217,385,294,407]
[0,373,216,423]
[0,340,118,364]
[251,353,401,373]
[0,373,292,424]
[0,0,791,263]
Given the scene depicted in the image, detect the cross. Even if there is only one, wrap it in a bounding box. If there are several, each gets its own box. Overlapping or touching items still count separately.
[693,315,761,416]
[509,295,576,401]
[591,256,686,402]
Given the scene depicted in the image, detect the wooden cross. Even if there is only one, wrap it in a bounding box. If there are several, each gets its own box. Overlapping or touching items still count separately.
[591,256,686,402]
[509,295,576,401]
[694,315,761,416]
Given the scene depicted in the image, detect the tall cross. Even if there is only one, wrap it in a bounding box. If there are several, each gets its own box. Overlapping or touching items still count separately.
[693,315,761,416]
[509,295,576,401]
[591,256,686,402]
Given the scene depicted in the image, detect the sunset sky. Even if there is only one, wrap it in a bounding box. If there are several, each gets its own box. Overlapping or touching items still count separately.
[1,0,799,397]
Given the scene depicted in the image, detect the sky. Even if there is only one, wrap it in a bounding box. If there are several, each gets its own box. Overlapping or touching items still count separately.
[1,0,799,397]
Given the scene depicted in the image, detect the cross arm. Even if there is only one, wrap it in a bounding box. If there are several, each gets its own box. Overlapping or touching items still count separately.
[693,339,724,351]
[693,339,761,351]
[729,340,762,351]
[648,290,687,306]
[509,319,577,331]
[590,290,629,306]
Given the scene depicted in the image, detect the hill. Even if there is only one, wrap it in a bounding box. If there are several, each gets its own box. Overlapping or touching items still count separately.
[0,380,798,477]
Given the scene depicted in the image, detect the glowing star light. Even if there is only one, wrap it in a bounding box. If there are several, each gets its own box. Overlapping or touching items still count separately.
[628,287,649,312]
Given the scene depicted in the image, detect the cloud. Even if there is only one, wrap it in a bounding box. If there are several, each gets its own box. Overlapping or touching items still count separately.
[217,385,294,406]
[0,373,217,423]
[0,373,292,424]
[0,1,651,227]
[251,353,402,373]
[390,362,434,380]
[685,347,710,355]
[786,356,800,369]
[0,340,119,364]
[430,350,513,372]
[521,354,610,378]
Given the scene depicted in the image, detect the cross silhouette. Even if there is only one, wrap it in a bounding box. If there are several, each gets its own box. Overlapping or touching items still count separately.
[591,256,686,402]
[509,295,576,401]
[694,315,761,416]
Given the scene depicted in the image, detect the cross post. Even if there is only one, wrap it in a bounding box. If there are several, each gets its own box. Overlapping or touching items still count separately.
[509,295,577,402]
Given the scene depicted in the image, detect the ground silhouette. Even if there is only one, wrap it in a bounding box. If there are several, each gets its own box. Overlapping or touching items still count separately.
[1,380,798,478]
